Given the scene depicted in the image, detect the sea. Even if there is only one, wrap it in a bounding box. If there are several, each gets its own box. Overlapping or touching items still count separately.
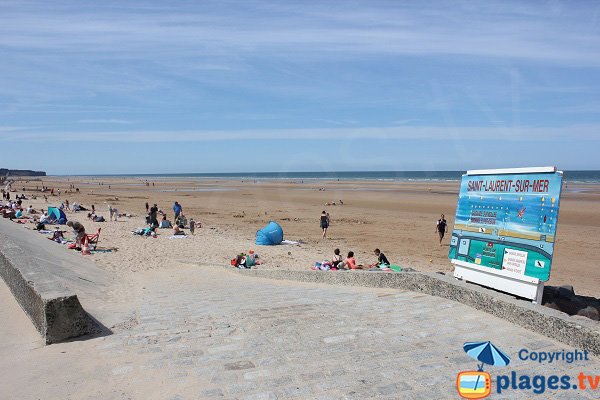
[75,170,600,183]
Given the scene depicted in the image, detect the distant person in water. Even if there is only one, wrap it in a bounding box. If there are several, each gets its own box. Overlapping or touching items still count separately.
[436,214,448,245]
[320,210,330,239]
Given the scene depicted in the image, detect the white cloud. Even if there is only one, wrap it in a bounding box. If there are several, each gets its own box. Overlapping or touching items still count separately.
[2,125,599,143]
[0,1,599,65]
[78,119,132,124]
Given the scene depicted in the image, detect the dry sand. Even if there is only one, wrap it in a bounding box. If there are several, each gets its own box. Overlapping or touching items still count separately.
[11,176,600,297]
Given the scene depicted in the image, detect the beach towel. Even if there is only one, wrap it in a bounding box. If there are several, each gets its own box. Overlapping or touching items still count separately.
[168,235,189,239]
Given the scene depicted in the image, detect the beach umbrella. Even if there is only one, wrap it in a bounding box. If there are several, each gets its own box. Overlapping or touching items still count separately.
[463,341,511,371]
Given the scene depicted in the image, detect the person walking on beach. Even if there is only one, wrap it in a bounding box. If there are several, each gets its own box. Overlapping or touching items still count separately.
[173,201,182,219]
[320,210,330,239]
[145,202,149,214]
[436,214,448,245]
[189,218,195,235]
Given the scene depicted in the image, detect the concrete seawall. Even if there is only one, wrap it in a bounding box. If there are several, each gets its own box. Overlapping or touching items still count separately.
[228,267,600,356]
[0,219,111,344]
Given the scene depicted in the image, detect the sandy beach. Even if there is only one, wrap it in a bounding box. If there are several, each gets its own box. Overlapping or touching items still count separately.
[10,176,600,297]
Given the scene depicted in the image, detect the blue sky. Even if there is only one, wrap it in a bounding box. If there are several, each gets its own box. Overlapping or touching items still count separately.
[1,0,600,174]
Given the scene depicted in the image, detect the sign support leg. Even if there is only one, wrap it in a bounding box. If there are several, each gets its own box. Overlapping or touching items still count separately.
[532,281,544,305]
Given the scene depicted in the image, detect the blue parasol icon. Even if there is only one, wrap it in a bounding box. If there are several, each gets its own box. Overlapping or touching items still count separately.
[463,341,511,371]
[463,341,511,394]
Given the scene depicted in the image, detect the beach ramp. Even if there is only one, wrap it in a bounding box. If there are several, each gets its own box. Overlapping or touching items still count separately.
[256,221,284,245]
[0,218,116,344]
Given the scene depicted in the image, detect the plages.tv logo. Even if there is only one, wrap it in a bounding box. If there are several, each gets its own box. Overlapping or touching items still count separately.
[456,341,511,399]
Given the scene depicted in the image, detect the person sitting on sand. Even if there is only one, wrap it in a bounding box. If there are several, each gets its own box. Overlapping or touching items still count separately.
[368,248,390,269]
[175,213,187,229]
[39,210,51,224]
[4,208,16,220]
[172,225,186,236]
[14,208,23,218]
[159,215,172,229]
[344,251,363,270]
[49,227,66,243]
[332,248,343,269]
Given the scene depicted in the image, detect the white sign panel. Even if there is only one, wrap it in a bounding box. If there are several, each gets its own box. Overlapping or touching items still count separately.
[502,248,528,276]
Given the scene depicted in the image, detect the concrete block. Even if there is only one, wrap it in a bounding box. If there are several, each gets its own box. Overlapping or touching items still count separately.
[0,220,104,343]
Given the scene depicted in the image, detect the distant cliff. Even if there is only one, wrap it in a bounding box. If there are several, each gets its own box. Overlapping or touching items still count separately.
[0,168,46,177]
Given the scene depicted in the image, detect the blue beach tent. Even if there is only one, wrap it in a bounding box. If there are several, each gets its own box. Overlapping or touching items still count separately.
[47,207,67,224]
[255,221,284,245]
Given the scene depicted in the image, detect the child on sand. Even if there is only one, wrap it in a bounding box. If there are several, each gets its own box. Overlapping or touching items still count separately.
[189,218,195,235]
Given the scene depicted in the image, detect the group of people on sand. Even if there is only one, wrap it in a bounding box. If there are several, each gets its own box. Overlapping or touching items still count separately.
[314,248,391,271]
[145,201,199,236]
[1,197,42,220]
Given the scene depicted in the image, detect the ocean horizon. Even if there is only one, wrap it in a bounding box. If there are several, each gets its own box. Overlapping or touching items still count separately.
[55,170,600,183]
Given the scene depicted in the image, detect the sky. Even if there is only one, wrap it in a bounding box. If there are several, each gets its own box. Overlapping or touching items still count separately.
[1,0,600,174]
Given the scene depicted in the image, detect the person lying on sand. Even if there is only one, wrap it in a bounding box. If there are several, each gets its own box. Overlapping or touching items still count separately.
[48,228,66,243]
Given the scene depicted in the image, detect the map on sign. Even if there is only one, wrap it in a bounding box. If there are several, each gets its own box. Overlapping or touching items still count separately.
[449,172,563,281]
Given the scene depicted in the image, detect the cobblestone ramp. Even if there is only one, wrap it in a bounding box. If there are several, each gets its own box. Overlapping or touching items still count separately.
[3,265,599,399]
